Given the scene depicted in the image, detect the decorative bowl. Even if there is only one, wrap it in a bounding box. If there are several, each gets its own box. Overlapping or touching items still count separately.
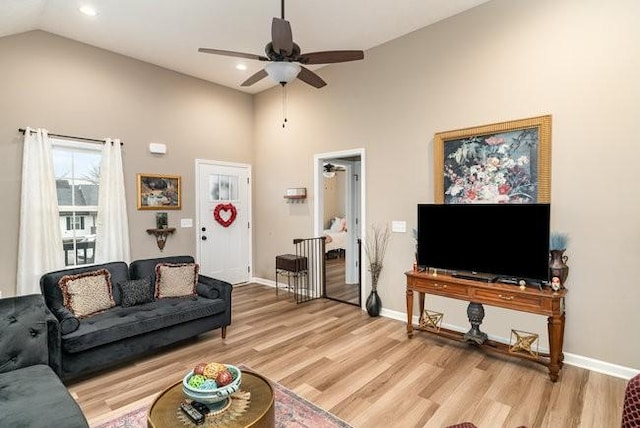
[182,364,242,405]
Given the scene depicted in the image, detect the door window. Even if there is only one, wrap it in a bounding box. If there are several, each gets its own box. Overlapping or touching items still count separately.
[209,174,238,201]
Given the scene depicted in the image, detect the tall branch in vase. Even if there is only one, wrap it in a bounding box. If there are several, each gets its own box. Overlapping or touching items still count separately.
[364,224,390,316]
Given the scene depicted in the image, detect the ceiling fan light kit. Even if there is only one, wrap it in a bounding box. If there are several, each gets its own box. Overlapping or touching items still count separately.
[265,62,301,85]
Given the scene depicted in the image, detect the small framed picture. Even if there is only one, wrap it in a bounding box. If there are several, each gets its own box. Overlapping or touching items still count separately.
[155,212,168,229]
[137,174,181,210]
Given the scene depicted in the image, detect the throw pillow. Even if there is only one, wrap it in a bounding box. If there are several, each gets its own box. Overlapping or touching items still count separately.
[330,217,343,232]
[154,263,199,299]
[118,277,154,308]
[58,269,115,318]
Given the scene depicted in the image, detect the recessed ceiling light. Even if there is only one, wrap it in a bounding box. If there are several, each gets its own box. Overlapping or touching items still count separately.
[236,64,247,71]
[79,5,97,17]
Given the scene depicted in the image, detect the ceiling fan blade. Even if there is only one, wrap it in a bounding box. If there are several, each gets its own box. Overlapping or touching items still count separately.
[240,68,269,87]
[198,48,269,62]
[297,50,364,65]
[272,17,293,56]
[297,66,326,88]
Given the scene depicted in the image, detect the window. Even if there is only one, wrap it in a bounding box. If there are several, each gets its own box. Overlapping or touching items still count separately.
[52,139,101,266]
[209,174,238,201]
[65,216,85,231]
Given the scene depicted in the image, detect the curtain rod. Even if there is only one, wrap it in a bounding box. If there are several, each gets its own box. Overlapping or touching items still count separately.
[18,128,124,146]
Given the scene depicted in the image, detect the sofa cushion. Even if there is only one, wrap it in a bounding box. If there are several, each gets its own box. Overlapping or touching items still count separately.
[129,255,195,285]
[61,296,227,354]
[0,364,89,428]
[58,269,116,318]
[41,262,129,310]
[118,277,154,307]
[155,263,199,299]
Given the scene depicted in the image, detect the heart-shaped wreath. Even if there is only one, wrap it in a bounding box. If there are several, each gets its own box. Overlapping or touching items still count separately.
[213,203,237,228]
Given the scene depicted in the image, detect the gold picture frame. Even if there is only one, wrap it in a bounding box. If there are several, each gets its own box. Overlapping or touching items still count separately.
[137,173,181,210]
[434,115,551,204]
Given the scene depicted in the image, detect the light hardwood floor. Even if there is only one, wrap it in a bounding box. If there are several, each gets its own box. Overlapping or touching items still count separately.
[68,284,627,428]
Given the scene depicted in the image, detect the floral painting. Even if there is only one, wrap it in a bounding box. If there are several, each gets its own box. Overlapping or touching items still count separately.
[434,116,551,204]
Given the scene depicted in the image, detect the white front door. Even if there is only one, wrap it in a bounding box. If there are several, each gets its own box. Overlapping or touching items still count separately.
[196,160,251,284]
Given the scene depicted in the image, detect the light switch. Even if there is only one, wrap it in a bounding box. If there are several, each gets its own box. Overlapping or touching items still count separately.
[391,221,406,233]
[181,218,193,228]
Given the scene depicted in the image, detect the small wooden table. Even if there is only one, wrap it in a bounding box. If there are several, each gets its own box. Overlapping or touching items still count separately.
[405,271,567,382]
[147,370,275,428]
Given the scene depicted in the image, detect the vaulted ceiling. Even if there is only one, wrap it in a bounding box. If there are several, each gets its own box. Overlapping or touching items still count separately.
[0,0,490,93]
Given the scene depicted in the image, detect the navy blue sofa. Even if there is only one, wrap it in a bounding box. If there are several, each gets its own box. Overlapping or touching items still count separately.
[40,255,232,380]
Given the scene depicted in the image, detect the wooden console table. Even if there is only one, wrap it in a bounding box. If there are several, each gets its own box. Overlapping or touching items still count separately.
[405,271,567,382]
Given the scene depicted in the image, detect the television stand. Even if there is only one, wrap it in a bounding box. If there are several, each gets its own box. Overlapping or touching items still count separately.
[405,271,567,382]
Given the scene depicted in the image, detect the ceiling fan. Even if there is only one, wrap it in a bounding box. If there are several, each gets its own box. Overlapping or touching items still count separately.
[198,0,364,88]
[323,163,345,178]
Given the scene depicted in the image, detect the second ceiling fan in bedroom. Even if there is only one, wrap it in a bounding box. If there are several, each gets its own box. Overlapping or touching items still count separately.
[198,0,365,88]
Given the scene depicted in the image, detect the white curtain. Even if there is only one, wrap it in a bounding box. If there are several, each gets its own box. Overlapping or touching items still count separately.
[95,138,131,263]
[17,128,65,295]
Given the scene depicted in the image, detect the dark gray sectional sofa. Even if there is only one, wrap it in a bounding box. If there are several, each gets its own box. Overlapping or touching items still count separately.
[40,255,232,380]
[0,294,89,427]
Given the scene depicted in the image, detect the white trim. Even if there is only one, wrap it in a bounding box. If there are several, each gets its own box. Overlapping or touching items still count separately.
[252,277,276,288]
[313,148,366,310]
[195,159,253,282]
[380,307,639,380]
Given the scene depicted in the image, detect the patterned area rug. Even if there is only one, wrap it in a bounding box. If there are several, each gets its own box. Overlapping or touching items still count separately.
[94,368,352,428]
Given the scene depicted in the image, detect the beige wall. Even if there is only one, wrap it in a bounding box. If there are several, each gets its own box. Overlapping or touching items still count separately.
[253,0,640,369]
[0,31,253,296]
[1,1,638,370]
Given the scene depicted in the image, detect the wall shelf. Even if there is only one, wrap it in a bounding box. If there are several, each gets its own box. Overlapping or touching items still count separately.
[146,227,175,251]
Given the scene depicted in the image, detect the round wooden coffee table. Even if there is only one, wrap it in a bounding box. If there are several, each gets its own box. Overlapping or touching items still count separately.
[147,370,275,428]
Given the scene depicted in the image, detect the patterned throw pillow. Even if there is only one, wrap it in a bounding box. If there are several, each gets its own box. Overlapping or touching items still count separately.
[154,263,199,299]
[118,277,154,307]
[58,269,115,318]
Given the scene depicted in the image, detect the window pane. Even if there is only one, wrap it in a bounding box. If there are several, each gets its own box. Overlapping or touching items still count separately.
[209,174,238,201]
[53,142,100,266]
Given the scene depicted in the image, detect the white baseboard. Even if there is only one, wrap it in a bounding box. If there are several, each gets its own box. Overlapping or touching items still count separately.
[381,307,639,380]
[251,278,638,380]
[251,277,276,287]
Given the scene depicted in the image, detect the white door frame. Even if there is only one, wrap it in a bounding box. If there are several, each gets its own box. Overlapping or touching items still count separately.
[313,148,366,310]
[195,159,253,281]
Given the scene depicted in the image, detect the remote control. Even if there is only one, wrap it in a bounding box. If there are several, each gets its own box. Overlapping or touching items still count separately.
[191,401,210,415]
[180,402,205,425]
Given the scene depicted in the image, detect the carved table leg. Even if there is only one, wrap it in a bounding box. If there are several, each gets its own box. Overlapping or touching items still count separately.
[547,314,564,382]
[418,292,426,325]
[463,302,488,344]
[406,288,414,338]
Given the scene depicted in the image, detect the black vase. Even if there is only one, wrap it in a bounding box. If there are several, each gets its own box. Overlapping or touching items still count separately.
[366,289,382,317]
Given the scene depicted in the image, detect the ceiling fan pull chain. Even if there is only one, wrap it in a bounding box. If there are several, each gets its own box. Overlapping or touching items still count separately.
[282,84,288,128]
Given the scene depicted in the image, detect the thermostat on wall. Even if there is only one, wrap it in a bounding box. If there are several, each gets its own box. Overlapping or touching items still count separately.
[149,143,167,154]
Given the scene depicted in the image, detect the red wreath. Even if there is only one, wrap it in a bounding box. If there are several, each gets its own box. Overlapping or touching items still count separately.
[213,203,237,227]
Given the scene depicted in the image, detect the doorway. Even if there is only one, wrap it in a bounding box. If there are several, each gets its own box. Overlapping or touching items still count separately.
[195,160,252,284]
[314,149,365,307]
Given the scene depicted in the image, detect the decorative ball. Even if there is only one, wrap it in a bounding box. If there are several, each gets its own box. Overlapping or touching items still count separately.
[203,362,226,379]
[194,362,207,376]
[216,370,233,387]
[200,379,218,390]
[187,374,207,388]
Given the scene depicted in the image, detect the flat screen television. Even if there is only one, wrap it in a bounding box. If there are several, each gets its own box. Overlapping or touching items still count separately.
[417,203,550,284]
